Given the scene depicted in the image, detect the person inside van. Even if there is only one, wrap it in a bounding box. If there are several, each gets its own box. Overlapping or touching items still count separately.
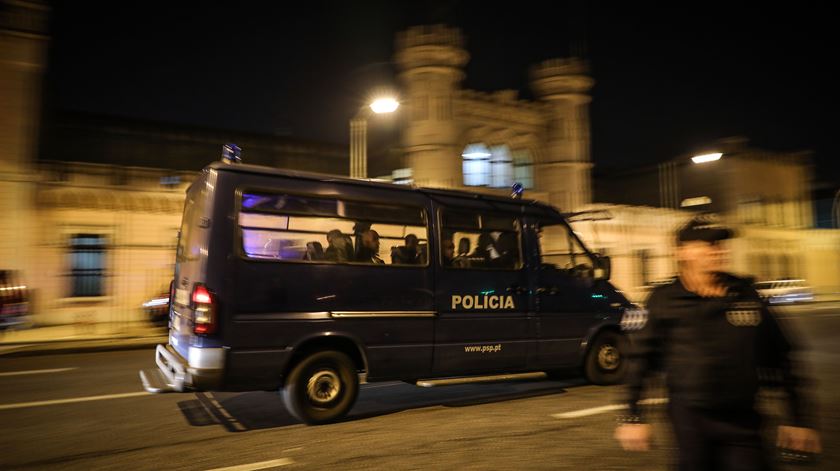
[472,232,501,267]
[392,234,421,265]
[494,232,518,269]
[324,229,352,262]
[442,238,455,266]
[357,229,384,264]
[453,237,472,268]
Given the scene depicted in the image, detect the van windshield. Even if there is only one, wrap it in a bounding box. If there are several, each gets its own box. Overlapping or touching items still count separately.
[538,221,594,273]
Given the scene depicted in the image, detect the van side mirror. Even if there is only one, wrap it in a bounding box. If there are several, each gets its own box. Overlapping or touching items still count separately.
[593,255,611,281]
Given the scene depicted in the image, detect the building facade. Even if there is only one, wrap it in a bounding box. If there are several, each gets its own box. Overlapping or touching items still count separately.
[0,2,348,326]
[2,7,838,329]
[394,25,593,213]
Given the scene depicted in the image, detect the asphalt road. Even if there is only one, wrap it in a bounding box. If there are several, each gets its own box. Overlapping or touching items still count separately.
[1,303,837,470]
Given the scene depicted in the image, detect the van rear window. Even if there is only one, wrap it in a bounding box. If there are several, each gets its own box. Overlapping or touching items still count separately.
[239,192,428,266]
[176,181,208,263]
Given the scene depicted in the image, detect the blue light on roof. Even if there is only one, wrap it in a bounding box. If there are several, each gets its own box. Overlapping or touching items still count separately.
[222,143,242,163]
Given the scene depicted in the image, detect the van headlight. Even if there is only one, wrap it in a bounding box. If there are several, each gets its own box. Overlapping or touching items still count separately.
[620,308,648,331]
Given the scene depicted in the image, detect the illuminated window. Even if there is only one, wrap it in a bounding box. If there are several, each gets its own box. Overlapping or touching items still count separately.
[462,144,491,186]
[489,146,513,188]
[462,144,519,188]
[512,149,534,189]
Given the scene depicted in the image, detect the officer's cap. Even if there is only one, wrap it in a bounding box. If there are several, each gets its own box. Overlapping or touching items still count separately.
[677,215,734,244]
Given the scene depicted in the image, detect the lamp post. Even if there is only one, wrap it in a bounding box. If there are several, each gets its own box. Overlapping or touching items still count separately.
[349,97,399,179]
[658,152,723,209]
[832,188,840,228]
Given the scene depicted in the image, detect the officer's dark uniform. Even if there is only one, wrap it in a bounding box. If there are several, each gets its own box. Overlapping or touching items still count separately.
[622,266,814,468]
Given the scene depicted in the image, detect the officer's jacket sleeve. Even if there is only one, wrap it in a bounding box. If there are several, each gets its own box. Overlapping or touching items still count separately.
[757,296,815,428]
[623,289,667,421]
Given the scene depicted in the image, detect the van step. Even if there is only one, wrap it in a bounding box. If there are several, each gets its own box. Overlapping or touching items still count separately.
[140,368,175,393]
[415,372,547,387]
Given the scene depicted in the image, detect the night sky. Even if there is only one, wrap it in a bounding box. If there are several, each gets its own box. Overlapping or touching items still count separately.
[43,1,836,185]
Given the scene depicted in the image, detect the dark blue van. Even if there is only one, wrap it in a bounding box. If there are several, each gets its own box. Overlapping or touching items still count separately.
[140,158,634,424]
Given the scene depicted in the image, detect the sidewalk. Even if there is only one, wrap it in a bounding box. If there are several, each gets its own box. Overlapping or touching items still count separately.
[0,322,167,357]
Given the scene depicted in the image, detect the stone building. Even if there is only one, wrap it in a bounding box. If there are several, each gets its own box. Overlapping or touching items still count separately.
[2,4,837,329]
[0,2,345,326]
[393,25,593,214]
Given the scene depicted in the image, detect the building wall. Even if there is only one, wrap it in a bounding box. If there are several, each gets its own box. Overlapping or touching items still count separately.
[0,1,48,275]
[23,162,190,325]
[570,204,689,303]
[3,11,839,327]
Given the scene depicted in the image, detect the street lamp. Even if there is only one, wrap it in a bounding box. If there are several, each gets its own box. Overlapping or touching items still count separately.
[659,152,724,208]
[349,97,399,179]
[832,188,840,228]
[691,152,723,164]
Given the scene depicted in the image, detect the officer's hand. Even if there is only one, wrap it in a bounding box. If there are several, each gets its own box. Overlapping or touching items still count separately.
[615,424,652,451]
[777,426,822,453]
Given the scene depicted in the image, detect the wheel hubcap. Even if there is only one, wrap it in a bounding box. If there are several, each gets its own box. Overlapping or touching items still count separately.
[307,369,341,405]
[597,344,620,371]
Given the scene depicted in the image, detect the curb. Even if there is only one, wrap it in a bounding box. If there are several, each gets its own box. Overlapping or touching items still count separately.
[0,336,167,357]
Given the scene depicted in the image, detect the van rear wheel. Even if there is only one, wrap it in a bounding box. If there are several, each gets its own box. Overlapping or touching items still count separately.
[584,331,627,385]
[282,350,359,425]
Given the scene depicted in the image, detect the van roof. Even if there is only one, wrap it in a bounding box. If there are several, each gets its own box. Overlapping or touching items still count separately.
[206,161,566,219]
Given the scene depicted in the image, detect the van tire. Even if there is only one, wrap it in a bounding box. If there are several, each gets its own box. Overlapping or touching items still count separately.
[583,331,627,386]
[282,350,359,425]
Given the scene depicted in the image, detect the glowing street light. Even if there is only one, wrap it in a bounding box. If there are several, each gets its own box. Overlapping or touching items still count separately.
[350,96,400,179]
[691,152,723,164]
[369,97,399,114]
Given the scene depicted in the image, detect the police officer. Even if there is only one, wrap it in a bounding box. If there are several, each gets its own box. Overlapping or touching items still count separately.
[614,216,821,470]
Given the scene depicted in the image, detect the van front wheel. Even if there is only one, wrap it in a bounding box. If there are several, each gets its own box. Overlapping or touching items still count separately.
[282,350,359,425]
[583,331,627,386]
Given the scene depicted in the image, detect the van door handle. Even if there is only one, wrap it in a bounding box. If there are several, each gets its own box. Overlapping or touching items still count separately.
[507,284,527,295]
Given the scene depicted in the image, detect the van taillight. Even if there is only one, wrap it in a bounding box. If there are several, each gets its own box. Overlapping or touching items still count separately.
[191,284,216,335]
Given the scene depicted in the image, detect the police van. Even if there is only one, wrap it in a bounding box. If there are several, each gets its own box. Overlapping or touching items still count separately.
[140,150,633,424]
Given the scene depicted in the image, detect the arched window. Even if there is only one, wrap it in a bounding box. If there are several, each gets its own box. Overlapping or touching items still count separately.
[512,149,534,189]
[462,143,491,186]
[489,145,513,188]
[463,143,523,189]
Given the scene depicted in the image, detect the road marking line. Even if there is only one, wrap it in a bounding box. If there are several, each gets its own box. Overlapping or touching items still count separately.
[0,367,78,377]
[204,458,294,471]
[779,313,840,319]
[0,391,150,411]
[205,392,246,432]
[362,382,402,389]
[552,397,669,419]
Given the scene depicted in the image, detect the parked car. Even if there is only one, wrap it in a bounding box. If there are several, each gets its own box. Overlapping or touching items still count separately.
[0,270,30,330]
[754,279,814,304]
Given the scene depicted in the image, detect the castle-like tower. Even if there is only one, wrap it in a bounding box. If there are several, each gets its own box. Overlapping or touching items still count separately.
[394,25,594,212]
[394,25,469,189]
[530,58,594,211]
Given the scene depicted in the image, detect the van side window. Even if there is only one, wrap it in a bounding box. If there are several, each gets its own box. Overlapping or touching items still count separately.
[238,192,428,266]
[440,210,521,270]
[538,222,594,275]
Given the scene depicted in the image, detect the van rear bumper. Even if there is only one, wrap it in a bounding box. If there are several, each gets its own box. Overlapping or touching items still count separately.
[139,344,223,393]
